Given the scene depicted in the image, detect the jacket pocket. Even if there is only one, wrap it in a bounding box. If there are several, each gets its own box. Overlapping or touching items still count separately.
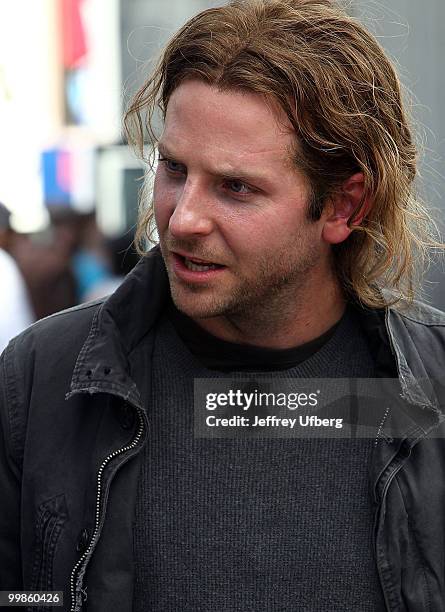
[30,494,68,594]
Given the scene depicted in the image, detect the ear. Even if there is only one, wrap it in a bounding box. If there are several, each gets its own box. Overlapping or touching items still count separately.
[321,172,371,245]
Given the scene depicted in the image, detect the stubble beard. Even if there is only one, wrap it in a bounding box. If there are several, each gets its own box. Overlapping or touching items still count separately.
[163,237,321,329]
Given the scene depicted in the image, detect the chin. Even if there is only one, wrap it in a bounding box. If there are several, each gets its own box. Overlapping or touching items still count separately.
[170,286,229,320]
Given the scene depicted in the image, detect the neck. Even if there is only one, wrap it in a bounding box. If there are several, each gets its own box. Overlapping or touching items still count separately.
[194,277,347,349]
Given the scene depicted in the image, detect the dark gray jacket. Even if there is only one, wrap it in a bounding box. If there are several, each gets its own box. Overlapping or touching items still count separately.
[1,250,445,611]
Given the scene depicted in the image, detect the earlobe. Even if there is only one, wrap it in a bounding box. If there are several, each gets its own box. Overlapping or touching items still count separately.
[322,214,354,245]
[321,172,370,245]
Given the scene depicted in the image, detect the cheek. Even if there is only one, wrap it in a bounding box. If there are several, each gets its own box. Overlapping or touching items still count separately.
[227,208,281,244]
[220,216,275,260]
[153,173,175,230]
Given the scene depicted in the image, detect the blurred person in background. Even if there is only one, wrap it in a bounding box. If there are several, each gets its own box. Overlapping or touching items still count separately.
[84,232,140,301]
[11,208,113,320]
[10,207,78,320]
[0,202,34,352]
[68,211,114,303]
[1,1,445,611]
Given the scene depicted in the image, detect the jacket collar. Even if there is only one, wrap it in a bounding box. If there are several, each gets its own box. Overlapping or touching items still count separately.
[68,248,168,409]
[385,304,445,435]
[69,247,445,433]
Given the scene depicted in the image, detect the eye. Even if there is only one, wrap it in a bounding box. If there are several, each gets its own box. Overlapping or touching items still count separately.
[224,179,253,196]
[158,156,186,175]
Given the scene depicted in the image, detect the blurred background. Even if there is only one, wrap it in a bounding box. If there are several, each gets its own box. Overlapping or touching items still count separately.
[0,0,443,349]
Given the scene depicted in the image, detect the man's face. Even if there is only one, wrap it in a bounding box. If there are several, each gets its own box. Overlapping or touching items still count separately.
[154,79,331,322]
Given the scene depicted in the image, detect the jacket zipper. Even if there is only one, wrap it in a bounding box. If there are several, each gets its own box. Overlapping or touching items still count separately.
[69,405,145,612]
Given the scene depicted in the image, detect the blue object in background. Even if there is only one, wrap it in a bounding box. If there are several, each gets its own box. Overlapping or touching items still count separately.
[42,149,71,207]
[72,249,112,302]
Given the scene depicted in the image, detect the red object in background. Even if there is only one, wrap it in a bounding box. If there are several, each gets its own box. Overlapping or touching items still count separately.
[61,0,87,69]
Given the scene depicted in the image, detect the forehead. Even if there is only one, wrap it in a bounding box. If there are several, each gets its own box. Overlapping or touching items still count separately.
[161,79,296,169]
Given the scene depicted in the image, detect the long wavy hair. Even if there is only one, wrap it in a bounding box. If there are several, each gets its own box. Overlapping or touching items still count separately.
[124,0,441,308]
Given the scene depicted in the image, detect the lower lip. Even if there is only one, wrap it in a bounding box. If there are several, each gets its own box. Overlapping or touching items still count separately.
[171,252,227,283]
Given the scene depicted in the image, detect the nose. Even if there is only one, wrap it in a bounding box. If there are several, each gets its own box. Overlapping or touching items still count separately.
[168,178,214,239]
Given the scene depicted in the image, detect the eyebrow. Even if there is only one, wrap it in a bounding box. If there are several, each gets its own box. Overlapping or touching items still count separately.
[157,141,270,186]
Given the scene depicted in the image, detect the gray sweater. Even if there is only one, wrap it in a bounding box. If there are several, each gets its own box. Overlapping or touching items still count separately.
[133,307,385,611]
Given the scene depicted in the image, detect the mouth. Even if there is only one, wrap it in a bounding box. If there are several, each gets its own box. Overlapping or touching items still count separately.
[183,258,219,271]
[171,251,227,281]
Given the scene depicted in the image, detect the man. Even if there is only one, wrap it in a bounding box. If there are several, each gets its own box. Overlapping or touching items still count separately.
[1,1,444,610]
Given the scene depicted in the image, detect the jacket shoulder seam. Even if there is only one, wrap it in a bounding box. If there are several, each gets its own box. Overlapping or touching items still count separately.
[394,302,445,327]
[30,298,105,326]
[398,312,445,327]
